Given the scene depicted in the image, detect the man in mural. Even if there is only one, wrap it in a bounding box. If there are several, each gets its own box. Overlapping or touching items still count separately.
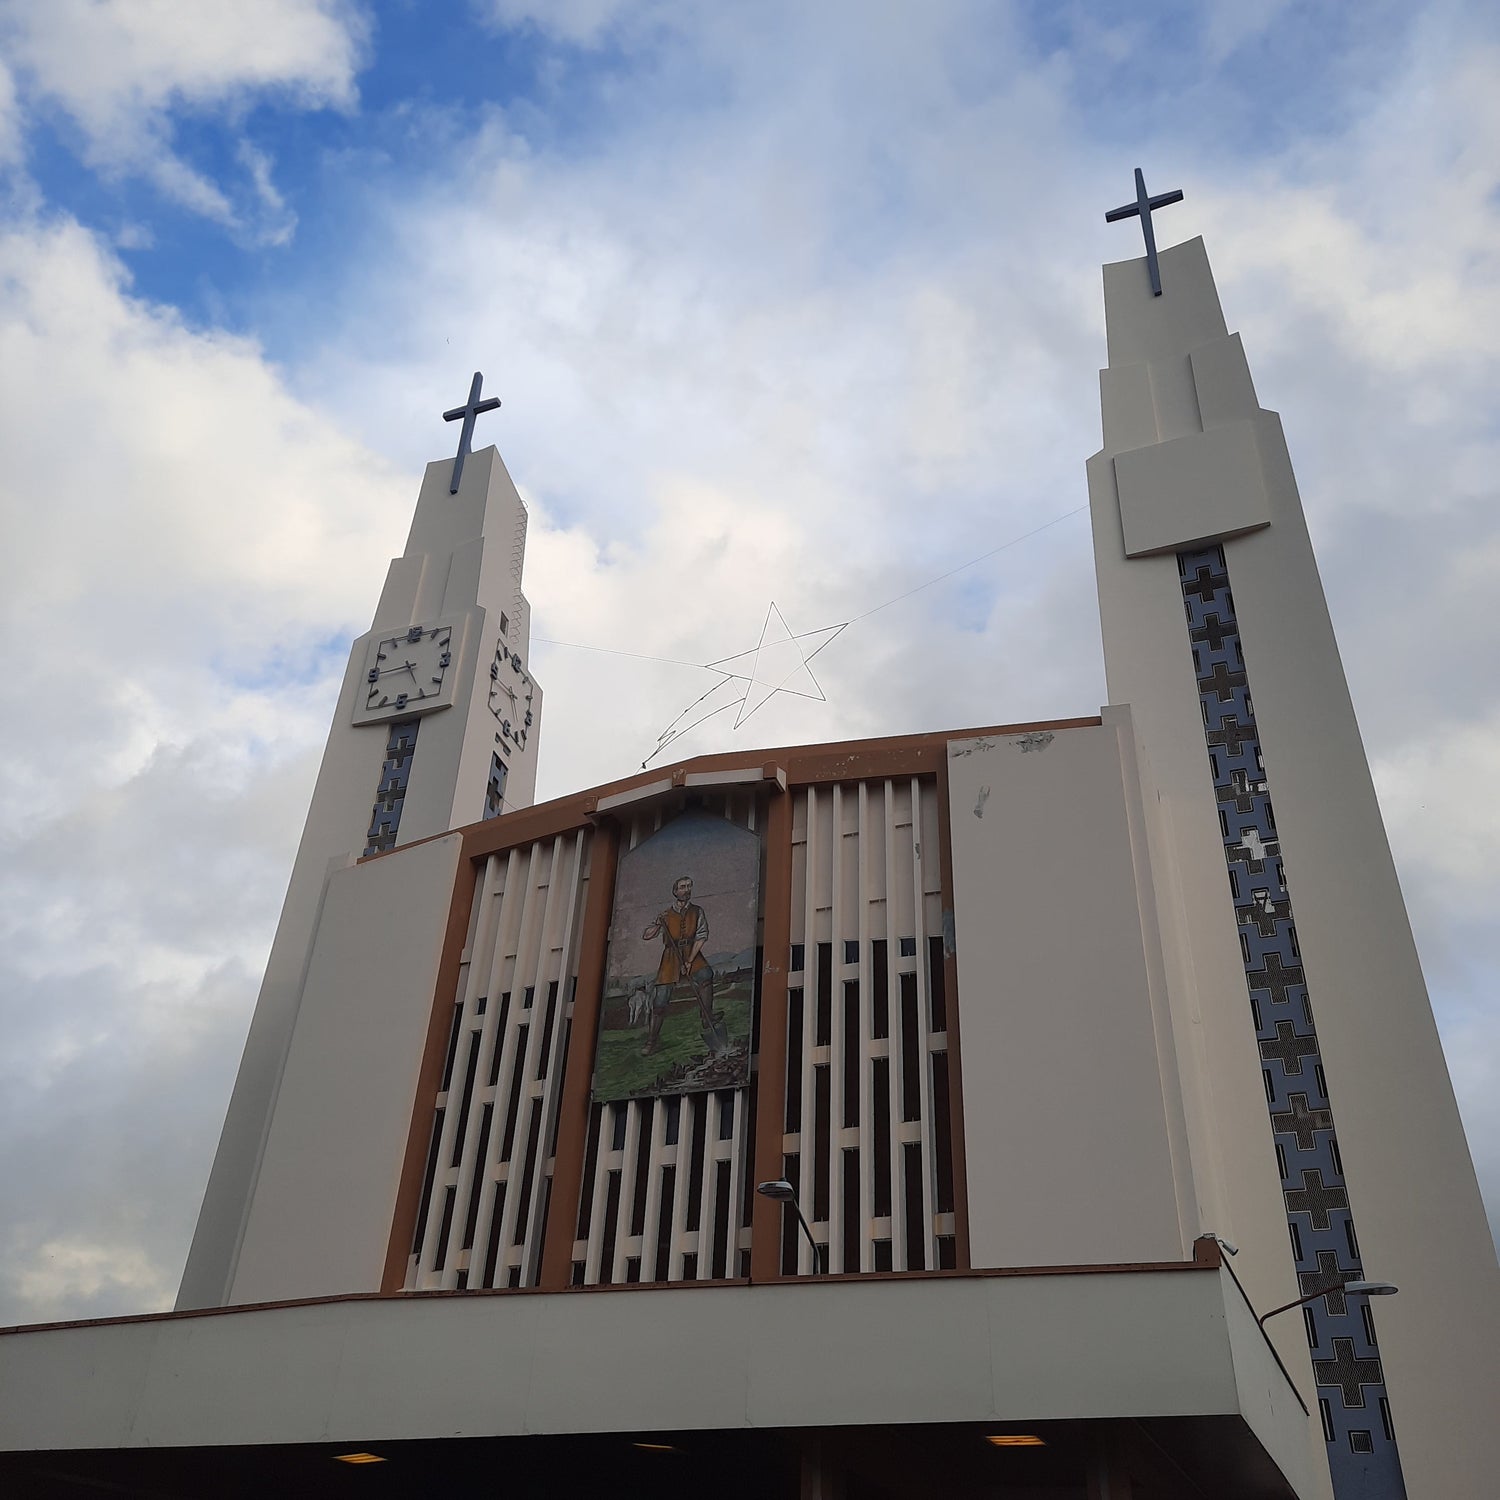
[642,875,728,1057]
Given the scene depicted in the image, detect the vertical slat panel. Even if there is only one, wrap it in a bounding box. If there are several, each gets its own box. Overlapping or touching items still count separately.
[638,1097,671,1281]
[883,779,907,1269]
[750,787,796,1283]
[414,848,515,1286]
[539,821,617,1289]
[667,1095,696,1280]
[610,1101,645,1283]
[695,1092,721,1278]
[487,839,557,1281]
[458,846,531,1286]
[856,781,877,1273]
[826,783,847,1272]
[796,787,821,1274]
[725,1086,749,1275]
[910,777,938,1271]
[583,1105,614,1284]
[518,829,588,1283]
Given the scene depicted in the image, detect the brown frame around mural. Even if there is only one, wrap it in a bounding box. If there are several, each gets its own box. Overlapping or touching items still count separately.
[537,820,620,1288]
[379,718,1102,1294]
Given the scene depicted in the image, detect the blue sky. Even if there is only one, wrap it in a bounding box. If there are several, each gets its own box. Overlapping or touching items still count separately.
[0,0,1497,1323]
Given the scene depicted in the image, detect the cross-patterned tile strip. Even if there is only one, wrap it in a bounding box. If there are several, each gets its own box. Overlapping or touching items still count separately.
[1177,545,1405,1497]
[364,719,420,856]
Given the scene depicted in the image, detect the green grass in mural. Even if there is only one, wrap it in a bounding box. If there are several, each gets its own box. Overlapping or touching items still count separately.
[592,984,754,1101]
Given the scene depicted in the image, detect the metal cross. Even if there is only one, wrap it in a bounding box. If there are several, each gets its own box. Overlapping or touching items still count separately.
[1285,1167,1349,1230]
[1248,952,1304,1007]
[1272,1092,1335,1152]
[1260,1019,1319,1075]
[1105,167,1185,296]
[443,371,502,494]
[1313,1338,1384,1409]
[1299,1250,1358,1316]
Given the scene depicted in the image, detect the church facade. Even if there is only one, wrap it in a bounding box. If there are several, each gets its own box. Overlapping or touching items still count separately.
[1,234,1495,1499]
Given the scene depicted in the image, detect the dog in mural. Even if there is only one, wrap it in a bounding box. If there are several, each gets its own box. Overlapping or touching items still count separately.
[626,982,652,1028]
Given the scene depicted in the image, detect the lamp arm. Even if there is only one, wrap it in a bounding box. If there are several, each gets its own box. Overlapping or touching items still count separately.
[793,1203,825,1274]
[1257,1286,1331,1329]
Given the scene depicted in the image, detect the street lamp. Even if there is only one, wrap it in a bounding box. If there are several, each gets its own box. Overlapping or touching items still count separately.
[756,1179,825,1273]
[1257,1279,1397,1330]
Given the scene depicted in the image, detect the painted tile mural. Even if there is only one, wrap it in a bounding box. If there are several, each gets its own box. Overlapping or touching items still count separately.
[592,811,760,1103]
[1178,545,1405,1498]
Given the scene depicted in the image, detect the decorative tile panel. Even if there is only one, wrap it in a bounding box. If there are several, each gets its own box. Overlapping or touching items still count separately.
[1178,545,1406,1498]
[364,719,420,856]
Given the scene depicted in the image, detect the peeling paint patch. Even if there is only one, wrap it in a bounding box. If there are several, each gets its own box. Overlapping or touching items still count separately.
[1012,731,1054,753]
[973,785,990,818]
[949,737,995,758]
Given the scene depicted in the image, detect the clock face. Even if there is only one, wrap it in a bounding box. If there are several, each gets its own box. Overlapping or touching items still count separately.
[487,639,535,751]
[361,624,454,719]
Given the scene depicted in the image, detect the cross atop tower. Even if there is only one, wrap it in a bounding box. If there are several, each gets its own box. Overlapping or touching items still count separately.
[443,370,502,494]
[1105,167,1184,297]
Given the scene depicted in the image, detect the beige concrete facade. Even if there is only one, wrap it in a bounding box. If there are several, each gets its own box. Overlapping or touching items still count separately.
[946,715,1195,1271]
[1087,237,1500,1498]
[0,1268,1320,1494]
[177,446,542,1312]
[229,834,465,1305]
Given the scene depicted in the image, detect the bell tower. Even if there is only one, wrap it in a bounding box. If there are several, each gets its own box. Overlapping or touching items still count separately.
[177,382,543,1310]
[1087,232,1497,1498]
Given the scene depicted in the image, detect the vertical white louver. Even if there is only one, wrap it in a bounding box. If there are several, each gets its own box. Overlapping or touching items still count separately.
[782,778,957,1274]
[406,828,590,1290]
[405,777,959,1291]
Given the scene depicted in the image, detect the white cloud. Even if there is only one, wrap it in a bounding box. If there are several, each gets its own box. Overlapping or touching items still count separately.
[2,2,1499,1326]
[0,214,412,1321]
[0,0,367,230]
[11,1236,178,1320]
[0,55,21,167]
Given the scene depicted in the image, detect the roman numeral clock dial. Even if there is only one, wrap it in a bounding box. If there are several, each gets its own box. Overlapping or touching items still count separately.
[488,639,534,752]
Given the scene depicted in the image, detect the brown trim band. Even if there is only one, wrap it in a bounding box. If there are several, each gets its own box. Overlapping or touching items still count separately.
[749,788,795,1282]
[381,831,484,1293]
[441,719,1102,866]
[538,820,620,1289]
[933,753,972,1270]
[3,1249,1221,1339]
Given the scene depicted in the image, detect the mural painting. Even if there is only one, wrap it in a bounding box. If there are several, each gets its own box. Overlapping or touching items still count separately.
[592,812,760,1102]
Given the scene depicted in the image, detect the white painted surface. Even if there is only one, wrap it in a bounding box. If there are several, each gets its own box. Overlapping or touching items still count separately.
[1089,235,1500,1499]
[782,780,950,1275]
[1114,420,1270,557]
[0,1270,1310,1488]
[230,834,463,1305]
[179,446,542,1311]
[947,721,1191,1269]
[407,831,592,1291]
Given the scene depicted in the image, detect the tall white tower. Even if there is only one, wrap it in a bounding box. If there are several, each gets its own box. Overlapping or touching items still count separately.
[177,409,544,1311]
[1087,233,1498,1499]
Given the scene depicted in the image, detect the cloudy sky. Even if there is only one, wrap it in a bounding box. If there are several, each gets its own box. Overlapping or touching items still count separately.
[1,0,1496,1324]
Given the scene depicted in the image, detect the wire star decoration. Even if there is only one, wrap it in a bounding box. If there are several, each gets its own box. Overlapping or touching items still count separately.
[644,602,845,766]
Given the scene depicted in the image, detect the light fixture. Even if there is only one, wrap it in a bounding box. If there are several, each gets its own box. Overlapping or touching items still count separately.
[333,1452,386,1464]
[986,1434,1046,1447]
[1257,1278,1398,1329]
[756,1179,826,1273]
[632,1442,681,1453]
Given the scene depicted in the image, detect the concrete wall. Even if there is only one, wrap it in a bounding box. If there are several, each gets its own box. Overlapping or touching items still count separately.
[178,446,539,1312]
[1089,236,1500,1499]
[1,1271,1312,1492]
[229,834,462,1304]
[947,717,1194,1269]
